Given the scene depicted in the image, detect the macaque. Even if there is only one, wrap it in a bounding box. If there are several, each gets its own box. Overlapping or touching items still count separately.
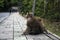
[23,13,48,35]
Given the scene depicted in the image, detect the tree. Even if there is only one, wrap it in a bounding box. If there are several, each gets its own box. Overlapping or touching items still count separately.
[20,0,33,14]
[0,0,19,12]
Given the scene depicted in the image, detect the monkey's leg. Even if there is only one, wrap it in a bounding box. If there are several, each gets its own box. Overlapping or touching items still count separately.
[43,27,48,34]
[22,27,31,35]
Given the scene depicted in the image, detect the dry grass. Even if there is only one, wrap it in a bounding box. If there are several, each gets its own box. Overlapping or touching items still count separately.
[42,18,60,36]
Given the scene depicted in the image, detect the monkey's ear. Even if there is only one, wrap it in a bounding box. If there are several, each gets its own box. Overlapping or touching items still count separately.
[25,13,28,18]
[27,13,30,15]
[25,15,28,18]
[27,13,28,15]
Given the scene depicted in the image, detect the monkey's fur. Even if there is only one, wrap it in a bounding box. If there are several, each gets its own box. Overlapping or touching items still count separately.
[23,13,48,35]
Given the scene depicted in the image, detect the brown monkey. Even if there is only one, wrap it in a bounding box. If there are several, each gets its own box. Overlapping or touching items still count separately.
[23,13,48,35]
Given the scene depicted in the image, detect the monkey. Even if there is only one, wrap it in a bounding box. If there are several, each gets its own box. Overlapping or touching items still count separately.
[23,13,48,35]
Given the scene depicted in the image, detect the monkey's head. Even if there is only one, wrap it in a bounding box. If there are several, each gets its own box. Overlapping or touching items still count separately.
[26,13,34,18]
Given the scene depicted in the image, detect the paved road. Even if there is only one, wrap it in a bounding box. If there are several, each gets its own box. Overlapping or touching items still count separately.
[0,12,10,17]
[0,12,58,40]
[0,12,10,22]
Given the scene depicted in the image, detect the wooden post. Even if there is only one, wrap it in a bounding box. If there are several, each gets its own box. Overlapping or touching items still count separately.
[44,0,47,16]
[32,0,36,16]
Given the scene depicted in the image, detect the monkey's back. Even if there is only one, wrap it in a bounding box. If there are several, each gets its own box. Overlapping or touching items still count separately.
[27,17,44,35]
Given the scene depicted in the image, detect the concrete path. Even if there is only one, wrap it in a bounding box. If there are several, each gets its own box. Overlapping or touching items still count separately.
[0,12,10,22]
[0,12,59,40]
